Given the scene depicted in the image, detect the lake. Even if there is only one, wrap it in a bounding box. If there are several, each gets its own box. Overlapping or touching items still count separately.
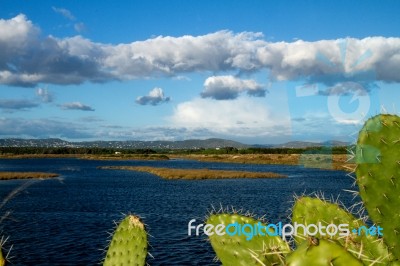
[0,158,356,265]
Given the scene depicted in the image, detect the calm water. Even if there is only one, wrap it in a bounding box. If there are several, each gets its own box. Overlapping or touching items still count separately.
[0,158,356,265]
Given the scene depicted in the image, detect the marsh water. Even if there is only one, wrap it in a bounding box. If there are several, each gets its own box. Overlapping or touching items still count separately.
[0,158,356,265]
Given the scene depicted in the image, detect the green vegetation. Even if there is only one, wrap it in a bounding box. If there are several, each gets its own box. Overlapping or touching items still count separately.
[292,196,392,264]
[206,213,290,265]
[286,238,363,266]
[0,146,348,156]
[99,166,286,179]
[103,215,147,266]
[355,114,400,258]
[0,146,351,171]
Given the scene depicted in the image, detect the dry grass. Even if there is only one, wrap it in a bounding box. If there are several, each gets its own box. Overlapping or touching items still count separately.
[0,172,59,180]
[170,154,354,171]
[100,166,286,180]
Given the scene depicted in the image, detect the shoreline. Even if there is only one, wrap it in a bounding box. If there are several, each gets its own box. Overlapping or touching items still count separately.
[0,153,354,171]
[0,172,59,180]
[99,166,287,180]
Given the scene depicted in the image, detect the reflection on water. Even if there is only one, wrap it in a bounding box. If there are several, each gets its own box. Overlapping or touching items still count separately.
[0,158,356,265]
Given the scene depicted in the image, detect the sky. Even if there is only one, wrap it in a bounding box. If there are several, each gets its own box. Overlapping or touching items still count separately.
[0,0,399,144]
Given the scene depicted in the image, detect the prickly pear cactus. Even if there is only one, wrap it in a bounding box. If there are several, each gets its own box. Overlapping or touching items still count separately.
[292,196,392,264]
[286,237,363,266]
[355,114,400,258]
[0,248,4,266]
[103,215,147,266]
[206,213,290,266]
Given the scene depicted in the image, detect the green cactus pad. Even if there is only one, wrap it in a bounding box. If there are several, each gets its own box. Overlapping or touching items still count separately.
[206,213,290,266]
[356,114,400,258]
[286,238,363,266]
[292,196,392,264]
[103,215,147,266]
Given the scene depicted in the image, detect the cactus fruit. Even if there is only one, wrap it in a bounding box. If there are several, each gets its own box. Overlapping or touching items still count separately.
[355,114,400,258]
[206,213,290,266]
[292,196,392,264]
[103,215,147,266]
[286,237,363,266]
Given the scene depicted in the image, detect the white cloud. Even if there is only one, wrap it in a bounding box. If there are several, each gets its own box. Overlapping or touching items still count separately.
[201,75,265,100]
[169,97,291,137]
[60,102,95,111]
[36,88,54,102]
[52,7,76,21]
[136,87,170,105]
[0,14,400,87]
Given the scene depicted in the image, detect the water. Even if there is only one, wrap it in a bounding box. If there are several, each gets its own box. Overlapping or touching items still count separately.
[0,158,356,265]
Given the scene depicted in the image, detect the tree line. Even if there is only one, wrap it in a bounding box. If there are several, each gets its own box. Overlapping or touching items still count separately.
[0,146,349,155]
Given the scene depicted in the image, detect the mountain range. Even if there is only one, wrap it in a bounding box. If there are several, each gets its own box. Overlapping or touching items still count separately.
[0,138,349,149]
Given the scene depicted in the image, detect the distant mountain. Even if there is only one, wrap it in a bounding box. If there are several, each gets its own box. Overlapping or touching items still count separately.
[272,140,350,148]
[0,138,249,150]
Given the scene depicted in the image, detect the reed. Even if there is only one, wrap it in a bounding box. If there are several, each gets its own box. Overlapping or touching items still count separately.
[100,166,286,180]
[0,172,59,180]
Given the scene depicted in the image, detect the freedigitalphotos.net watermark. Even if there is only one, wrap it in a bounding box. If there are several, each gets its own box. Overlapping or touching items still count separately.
[188,219,383,241]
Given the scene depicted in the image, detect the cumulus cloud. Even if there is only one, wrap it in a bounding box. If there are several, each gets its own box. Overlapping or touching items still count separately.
[60,102,95,111]
[0,99,39,111]
[0,14,400,87]
[136,88,170,105]
[169,97,291,137]
[0,14,112,87]
[36,88,54,102]
[52,7,75,21]
[201,75,265,100]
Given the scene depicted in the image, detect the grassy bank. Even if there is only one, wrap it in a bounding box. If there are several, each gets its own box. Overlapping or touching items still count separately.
[171,154,353,171]
[0,153,354,171]
[0,172,59,180]
[100,166,286,180]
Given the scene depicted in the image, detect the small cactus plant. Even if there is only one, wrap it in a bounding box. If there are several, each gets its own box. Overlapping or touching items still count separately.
[103,215,148,266]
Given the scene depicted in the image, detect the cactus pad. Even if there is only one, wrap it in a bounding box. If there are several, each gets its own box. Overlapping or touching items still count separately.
[356,114,400,258]
[206,213,290,266]
[286,238,363,266]
[292,196,392,264]
[103,215,147,266]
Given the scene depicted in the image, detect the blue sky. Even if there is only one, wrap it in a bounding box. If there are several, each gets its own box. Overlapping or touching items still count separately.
[0,0,399,144]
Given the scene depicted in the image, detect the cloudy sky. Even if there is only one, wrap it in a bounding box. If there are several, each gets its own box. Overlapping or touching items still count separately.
[0,0,399,144]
